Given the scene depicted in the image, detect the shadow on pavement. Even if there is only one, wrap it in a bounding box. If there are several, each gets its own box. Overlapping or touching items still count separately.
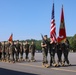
[0,68,38,75]
[69,64,76,67]
[55,64,76,68]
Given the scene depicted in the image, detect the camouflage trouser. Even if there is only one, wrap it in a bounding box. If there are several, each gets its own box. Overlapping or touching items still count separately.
[49,49,56,65]
[63,50,69,64]
[42,48,48,64]
[2,52,6,60]
[57,50,62,63]
[6,52,10,61]
[15,52,19,61]
[25,50,29,59]
[0,52,2,60]
[31,51,35,60]
[20,52,23,59]
[10,52,15,62]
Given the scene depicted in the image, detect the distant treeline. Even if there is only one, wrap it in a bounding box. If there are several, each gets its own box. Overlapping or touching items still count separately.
[4,34,76,52]
[67,34,76,52]
[25,34,76,52]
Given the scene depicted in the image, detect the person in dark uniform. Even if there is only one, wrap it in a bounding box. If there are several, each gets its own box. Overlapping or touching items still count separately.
[49,41,56,67]
[30,41,36,62]
[9,41,15,63]
[63,39,71,65]
[20,41,24,61]
[0,42,2,60]
[56,42,63,66]
[15,40,21,62]
[24,41,30,61]
[2,41,6,61]
[41,35,49,67]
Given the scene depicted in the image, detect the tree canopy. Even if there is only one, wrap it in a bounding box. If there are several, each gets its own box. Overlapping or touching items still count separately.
[18,34,76,52]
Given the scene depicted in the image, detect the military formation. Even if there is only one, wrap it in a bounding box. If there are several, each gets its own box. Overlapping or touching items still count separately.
[0,40,36,63]
[41,35,71,68]
[0,35,71,68]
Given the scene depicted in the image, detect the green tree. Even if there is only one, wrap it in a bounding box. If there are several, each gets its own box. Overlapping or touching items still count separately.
[71,40,76,52]
[70,34,76,52]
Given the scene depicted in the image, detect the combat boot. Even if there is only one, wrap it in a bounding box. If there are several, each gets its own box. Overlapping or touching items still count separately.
[42,62,46,67]
[45,63,50,68]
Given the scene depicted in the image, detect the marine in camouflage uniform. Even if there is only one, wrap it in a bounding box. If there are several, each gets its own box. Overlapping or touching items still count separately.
[56,43,63,66]
[63,39,71,65]
[41,35,49,67]
[0,42,2,60]
[49,42,56,67]
[5,41,11,62]
[2,41,6,61]
[30,41,36,62]
[9,41,15,63]
[24,41,30,61]
[15,40,21,62]
[20,42,24,61]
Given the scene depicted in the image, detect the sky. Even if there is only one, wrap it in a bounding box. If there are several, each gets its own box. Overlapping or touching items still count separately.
[0,0,76,41]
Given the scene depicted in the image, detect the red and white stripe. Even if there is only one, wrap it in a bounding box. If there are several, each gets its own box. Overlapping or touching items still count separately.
[50,3,56,43]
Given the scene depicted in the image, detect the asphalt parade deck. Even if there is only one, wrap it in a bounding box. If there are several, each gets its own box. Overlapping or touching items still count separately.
[0,53,76,75]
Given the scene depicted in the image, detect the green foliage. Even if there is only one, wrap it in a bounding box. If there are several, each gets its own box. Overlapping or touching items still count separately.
[4,34,76,52]
[71,40,76,52]
[20,39,42,50]
[67,34,76,52]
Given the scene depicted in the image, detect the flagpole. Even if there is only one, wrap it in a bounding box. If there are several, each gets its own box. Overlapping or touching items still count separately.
[53,0,54,3]
[62,4,63,8]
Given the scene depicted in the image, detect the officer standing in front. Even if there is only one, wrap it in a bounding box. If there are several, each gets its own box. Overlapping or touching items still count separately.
[41,35,49,68]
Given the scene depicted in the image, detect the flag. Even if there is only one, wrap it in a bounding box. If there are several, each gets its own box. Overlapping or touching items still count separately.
[50,3,56,43]
[8,33,13,42]
[57,5,66,43]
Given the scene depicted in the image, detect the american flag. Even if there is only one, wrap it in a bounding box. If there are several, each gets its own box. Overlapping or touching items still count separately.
[50,3,56,43]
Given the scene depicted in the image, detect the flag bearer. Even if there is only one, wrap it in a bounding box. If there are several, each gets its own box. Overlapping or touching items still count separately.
[56,42,63,66]
[63,39,71,65]
[49,42,57,67]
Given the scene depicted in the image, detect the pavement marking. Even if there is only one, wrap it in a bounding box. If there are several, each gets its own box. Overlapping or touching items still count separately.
[17,63,76,73]
[51,68,76,73]
[1,62,76,73]
[17,63,43,68]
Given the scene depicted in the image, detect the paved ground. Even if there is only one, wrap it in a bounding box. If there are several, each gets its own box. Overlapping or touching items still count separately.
[0,53,76,75]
